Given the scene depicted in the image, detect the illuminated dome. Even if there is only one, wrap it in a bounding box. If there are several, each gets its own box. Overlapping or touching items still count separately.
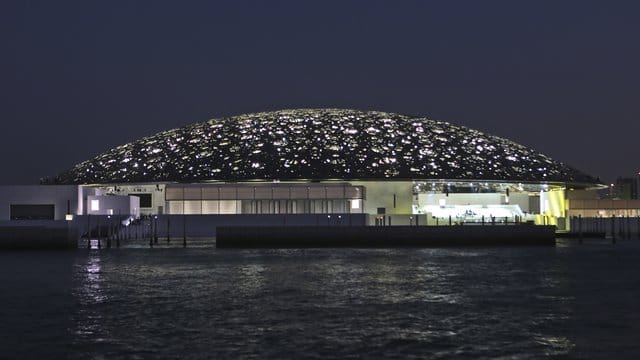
[55,109,596,185]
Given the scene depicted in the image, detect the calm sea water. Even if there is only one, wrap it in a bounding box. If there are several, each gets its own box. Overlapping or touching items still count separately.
[1,239,639,359]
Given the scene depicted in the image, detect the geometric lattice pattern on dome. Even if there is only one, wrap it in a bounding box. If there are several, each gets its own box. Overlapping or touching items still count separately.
[54,109,597,184]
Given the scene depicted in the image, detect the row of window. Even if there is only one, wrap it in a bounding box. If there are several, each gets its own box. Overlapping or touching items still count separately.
[167,199,362,215]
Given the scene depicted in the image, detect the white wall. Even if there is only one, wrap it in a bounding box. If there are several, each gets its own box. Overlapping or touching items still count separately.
[86,195,140,218]
[0,185,80,220]
[508,193,530,213]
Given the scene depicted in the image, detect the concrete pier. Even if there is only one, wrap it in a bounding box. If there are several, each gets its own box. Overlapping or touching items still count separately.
[0,223,78,250]
[216,224,556,248]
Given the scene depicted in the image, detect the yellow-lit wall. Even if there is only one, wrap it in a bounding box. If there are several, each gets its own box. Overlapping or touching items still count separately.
[537,188,566,227]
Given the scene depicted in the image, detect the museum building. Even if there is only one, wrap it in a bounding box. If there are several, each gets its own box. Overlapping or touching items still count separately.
[35,108,599,229]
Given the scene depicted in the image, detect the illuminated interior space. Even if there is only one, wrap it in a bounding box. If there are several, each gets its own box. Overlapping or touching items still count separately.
[567,199,640,218]
[163,182,364,215]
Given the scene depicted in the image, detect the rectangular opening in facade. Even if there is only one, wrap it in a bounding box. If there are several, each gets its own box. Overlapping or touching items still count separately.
[129,193,152,208]
[10,204,55,220]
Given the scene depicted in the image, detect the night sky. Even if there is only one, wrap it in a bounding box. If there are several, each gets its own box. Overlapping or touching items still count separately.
[1,1,639,185]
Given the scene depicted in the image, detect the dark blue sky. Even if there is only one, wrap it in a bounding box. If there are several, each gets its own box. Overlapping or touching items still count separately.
[1,1,638,184]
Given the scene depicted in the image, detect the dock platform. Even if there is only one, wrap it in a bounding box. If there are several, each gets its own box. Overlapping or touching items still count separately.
[216,225,557,248]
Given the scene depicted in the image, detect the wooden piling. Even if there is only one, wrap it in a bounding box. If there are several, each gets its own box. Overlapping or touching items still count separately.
[107,218,111,248]
[626,216,631,239]
[87,214,91,249]
[154,216,158,243]
[183,214,187,248]
[167,217,171,243]
[578,215,583,243]
[97,216,102,249]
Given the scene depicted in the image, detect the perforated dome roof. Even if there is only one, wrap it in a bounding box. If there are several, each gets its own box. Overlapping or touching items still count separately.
[55,109,597,185]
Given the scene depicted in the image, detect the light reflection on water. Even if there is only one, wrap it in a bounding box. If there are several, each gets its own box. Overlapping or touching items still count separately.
[1,241,640,359]
[72,252,110,344]
[536,335,575,354]
[238,264,267,295]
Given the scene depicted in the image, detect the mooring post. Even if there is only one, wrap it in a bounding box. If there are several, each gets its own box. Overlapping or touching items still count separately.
[612,216,616,244]
[111,217,116,248]
[183,214,187,248]
[154,216,159,243]
[448,215,452,226]
[167,216,171,243]
[504,216,508,225]
[619,216,623,238]
[599,216,603,234]
[482,215,485,226]
[87,214,91,249]
[116,221,120,248]
[98,215,102,249]
[107,217,112,248]
[97,216,102,249]
[619,215,623,238]
[596,216,604,232]
[578,215,583,243]
[626,215,631,239]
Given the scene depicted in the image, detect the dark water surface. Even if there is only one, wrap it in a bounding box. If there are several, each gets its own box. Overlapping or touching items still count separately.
[1,240,640,359]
